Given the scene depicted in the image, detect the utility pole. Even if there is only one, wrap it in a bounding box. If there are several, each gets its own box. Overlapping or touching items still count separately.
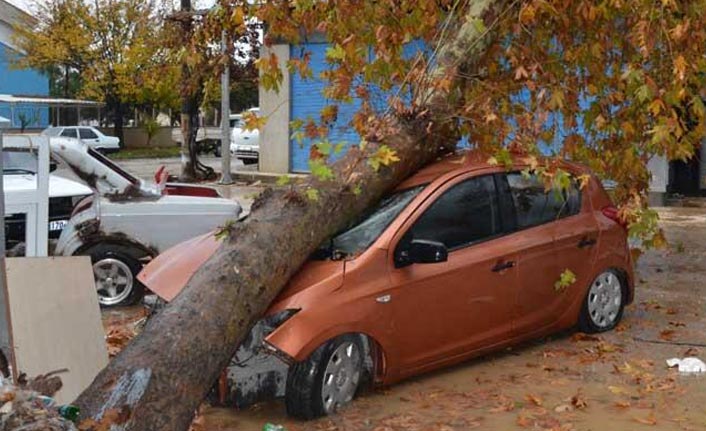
[220,30,233,184]
[0,116,16,380]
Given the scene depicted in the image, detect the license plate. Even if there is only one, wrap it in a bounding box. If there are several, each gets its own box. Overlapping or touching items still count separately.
[49,220,68,231]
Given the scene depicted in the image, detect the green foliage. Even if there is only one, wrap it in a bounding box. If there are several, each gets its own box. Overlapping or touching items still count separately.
[555,269,577,292]
[13,0,178,111]
[305,188,319,202]
[309,159,334,181]
[256,0,706,249]
[141,116,161,146]
[368,145,400,171]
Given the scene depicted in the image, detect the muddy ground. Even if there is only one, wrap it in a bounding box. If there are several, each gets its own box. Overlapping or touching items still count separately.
[105,206,706,431]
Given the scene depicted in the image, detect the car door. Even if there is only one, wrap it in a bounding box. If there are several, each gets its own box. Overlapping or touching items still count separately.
[79,128,101,148]
[386,172,519,374]
[504,172,572,335]
[550,179,600,315]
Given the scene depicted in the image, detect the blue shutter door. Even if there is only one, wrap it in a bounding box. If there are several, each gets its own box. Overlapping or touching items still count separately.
[289,43,362,172]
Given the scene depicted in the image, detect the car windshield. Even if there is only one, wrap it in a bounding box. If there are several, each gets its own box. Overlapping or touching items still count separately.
[320,185,425,258]
[42,128,61,136]
[3,150,38,175]
[230,118,245,128]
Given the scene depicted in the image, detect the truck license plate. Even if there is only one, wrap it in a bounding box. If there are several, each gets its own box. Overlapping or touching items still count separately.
[49,220,68,231]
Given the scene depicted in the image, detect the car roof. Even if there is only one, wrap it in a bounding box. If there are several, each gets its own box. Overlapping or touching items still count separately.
[395,149,587,190]
[395,150,494,189]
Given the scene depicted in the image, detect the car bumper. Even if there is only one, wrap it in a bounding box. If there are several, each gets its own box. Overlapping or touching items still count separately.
[234,150,259,159]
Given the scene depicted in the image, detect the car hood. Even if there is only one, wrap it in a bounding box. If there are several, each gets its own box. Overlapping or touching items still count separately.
[139,233,345,304]
[4,173,93,198]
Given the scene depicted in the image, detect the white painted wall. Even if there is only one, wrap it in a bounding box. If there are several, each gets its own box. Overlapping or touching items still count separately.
[258,44,290,174]
[647,154,669,193]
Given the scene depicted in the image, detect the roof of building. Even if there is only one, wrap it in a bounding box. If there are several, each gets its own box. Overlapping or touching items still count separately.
[0,94,104,107]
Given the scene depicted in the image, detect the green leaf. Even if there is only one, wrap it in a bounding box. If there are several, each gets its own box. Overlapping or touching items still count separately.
[555,269,577,292]
[276,175,291,186]
[325,44,346,62]
[309,159,334,181]
[305,188,319,201]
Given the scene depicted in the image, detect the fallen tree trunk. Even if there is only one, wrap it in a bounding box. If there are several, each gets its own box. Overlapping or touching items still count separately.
[75,2,512,429]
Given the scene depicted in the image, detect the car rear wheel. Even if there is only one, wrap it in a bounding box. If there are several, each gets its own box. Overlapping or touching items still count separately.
[89,248,145,307]
[578,269,625,333]
[285,335,363,419]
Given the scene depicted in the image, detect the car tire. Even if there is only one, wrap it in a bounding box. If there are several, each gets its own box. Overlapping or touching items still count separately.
[578,269,626,333]
[285,335,364,420]
[89,246,145,307]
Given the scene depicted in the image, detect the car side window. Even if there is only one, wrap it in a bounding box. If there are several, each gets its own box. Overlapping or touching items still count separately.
[79,128,98,139]
[405,175,501,251]
[506,172,581,229]
[60,128,77,138]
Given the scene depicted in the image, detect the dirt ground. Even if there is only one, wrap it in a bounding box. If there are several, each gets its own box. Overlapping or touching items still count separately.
[103,206,706,431]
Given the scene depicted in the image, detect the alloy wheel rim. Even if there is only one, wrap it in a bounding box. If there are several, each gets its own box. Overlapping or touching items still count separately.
[93,258,133,306]
[321,341,361,414]
[587,271,622,328]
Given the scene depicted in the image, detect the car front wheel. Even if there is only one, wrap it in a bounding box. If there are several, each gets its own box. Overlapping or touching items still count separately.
[285,335,363,419]
[90,248,145,307]
[578,269,626,333]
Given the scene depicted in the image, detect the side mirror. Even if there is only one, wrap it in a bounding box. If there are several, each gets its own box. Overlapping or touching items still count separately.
[395,239,448,268]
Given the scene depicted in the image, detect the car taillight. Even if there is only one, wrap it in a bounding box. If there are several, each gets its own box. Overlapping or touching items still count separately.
[71,196,93,217]
[601,205,627,229]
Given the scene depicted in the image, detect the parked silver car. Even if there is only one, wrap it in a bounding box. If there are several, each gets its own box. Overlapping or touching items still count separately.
[51,138,241,306]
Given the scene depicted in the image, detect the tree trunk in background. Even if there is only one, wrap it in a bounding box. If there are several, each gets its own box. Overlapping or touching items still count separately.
[113,100,125,149]
[75,1,510,430]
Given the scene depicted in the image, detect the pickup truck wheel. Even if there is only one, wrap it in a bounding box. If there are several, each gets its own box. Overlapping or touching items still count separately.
[285,335,363,419]
[90,249,145,307]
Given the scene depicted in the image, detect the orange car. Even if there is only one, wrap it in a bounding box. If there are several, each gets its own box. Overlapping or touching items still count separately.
[139,151,634,419]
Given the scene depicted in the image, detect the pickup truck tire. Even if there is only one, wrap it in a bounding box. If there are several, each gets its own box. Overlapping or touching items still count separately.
[285,335,363,419]
[89,246,145,307]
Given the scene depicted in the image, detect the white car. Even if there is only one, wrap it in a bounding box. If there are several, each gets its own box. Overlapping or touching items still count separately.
[42,126,121,153]
[3,147,93,255]
[52,138,242,307]
[230,107,260,165]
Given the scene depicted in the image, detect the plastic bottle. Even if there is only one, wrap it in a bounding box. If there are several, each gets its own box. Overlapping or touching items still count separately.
[58,405,80,422]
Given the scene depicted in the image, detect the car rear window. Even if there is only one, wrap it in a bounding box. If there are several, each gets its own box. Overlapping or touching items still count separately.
[79,128,98,139]
[506,172,581,229]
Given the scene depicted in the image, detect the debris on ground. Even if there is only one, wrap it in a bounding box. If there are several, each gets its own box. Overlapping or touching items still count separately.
[0,377,78,431]
[666,357,706,373]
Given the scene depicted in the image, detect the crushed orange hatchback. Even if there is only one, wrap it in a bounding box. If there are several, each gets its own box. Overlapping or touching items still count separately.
[139,151,634,419]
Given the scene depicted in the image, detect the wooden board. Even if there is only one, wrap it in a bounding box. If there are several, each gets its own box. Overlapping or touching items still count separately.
[6,256,108,404]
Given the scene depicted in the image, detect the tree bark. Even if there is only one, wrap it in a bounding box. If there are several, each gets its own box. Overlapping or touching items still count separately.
[113,100,125,149]
[75,1,511,429]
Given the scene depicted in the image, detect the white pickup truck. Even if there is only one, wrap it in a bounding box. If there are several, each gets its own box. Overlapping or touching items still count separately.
[51,138,242,307]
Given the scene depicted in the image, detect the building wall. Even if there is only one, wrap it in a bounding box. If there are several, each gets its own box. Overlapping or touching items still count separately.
[0,1,50,129]
[259,44,291,174]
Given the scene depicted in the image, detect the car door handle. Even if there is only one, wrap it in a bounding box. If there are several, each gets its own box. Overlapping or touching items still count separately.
[376,294,391,304]
[578,237,597,248]
[492,260,515,272]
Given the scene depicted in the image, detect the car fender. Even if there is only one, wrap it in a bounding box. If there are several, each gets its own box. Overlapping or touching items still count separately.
[265,311,393,382]
[556,253,634,329]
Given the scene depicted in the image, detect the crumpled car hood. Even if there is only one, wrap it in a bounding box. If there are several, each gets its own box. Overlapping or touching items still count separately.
[139,232,345,305]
